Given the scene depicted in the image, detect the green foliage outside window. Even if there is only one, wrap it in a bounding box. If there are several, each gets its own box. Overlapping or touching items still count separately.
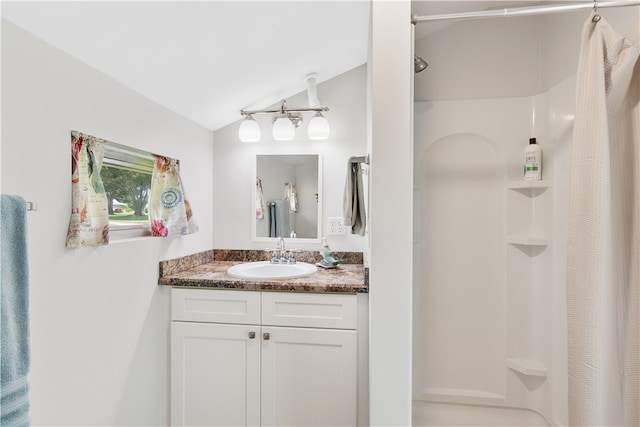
[101,165,152,223]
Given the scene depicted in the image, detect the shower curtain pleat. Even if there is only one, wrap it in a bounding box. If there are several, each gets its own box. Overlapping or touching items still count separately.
[567,11,639,427]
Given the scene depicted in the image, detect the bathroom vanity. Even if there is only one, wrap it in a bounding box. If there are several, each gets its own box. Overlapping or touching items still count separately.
[159,250,368,427]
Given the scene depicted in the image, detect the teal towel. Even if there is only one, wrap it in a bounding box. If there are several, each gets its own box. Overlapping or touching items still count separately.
[1,195,30,427]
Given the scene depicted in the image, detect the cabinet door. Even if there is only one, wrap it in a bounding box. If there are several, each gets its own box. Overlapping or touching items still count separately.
[171,322,260,427]
[261,327,357,426]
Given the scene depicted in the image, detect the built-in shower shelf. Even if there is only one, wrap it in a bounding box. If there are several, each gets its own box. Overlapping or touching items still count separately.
[507,235,549,246]
[508,180,548,189]
[508,181,548,196]
[507,358,548,378]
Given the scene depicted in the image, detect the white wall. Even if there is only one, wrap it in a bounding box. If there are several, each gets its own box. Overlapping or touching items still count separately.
[368,1,413,425]
[539,7,639,91]
[212,65,368,252]
[415,15,542,101]
[415,5,640,101]
[1,20,213,426]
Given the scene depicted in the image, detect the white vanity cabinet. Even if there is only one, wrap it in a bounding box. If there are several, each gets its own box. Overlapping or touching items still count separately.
[171,288,360,427]
[171,290,261,426]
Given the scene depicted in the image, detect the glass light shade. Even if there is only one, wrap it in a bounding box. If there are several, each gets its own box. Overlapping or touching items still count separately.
[238,116,261,142]
[307,112,330,140]
[272,115,295,141]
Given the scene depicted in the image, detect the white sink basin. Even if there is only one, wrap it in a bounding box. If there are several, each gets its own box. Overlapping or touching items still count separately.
[227,261,317,280]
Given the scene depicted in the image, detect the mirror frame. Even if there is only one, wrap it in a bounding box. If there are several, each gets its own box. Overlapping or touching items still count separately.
[252,153,323,244]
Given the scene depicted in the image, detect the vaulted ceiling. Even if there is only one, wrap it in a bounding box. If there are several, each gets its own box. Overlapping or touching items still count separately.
[2,1,528,131]
[2,1,370,131]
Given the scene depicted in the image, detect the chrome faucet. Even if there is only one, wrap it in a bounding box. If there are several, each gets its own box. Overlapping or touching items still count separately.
[269,237,298,264]
[268,237,285,263]
[276,236,285,256]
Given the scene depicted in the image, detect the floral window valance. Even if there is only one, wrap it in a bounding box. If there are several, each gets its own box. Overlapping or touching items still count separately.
[148,156,198,237]
[65,131,197,248]
[66,131,110,248]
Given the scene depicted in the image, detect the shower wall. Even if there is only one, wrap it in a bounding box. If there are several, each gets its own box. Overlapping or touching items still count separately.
[413,80,572,425]
[413,5,637,426]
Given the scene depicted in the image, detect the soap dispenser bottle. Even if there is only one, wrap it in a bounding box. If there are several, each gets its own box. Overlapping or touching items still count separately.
[523,137,542,180]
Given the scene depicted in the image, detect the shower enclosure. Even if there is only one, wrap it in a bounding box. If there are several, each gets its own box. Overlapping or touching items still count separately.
[411,3,638,426]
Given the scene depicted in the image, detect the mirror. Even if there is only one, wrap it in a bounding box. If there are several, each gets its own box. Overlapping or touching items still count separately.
[254,154,322,241]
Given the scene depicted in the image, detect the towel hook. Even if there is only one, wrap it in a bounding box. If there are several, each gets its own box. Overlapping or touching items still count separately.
[592,0,601,22]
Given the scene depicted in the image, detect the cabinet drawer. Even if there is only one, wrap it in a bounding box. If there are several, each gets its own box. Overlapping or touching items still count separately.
[262,292,357,329]
[172,288,260,324]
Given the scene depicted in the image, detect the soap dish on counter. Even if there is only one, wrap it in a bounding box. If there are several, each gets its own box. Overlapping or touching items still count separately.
[317,261,339,269]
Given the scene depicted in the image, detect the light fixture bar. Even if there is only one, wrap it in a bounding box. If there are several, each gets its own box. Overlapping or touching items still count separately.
[238,98,331,142]
[241,99,329,117]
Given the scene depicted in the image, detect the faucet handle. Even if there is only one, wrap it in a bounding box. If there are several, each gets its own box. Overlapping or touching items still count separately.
[286,249,300,263]
[264,248,279,262]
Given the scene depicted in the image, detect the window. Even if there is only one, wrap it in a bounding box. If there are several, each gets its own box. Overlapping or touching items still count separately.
[68,130,196,248]
[101,142,154,239]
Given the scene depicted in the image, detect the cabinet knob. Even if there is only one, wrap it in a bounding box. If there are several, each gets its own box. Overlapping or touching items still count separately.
[248,331,256,339]
[263,332,270,340]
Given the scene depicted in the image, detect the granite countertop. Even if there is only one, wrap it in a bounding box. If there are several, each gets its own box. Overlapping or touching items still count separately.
[158,249,368,294]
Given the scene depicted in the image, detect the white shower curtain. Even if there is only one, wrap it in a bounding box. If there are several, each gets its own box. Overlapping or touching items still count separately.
[567,11,639,427]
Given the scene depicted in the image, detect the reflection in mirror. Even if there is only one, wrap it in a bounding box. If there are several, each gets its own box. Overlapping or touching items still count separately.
[255,154,321,241]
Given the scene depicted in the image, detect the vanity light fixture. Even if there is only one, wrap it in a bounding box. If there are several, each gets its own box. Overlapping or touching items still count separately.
[272,113,296,141]
[239,99,330,142]
[307,111,330,140]
[238,114,261,142]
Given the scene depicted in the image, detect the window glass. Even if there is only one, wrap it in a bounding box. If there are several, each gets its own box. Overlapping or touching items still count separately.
[101,142,154,239]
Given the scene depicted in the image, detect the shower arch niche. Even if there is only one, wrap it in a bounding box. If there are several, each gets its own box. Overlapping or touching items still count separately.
[413,132,507,403]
